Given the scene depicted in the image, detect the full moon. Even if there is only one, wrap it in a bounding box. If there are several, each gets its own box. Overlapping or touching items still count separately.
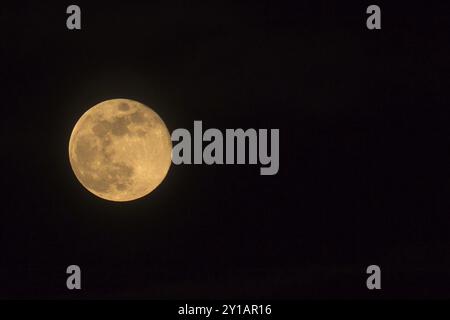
[68,99,172,201]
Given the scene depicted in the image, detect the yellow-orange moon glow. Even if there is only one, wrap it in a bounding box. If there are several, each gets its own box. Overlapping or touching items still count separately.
[68,99,172,201]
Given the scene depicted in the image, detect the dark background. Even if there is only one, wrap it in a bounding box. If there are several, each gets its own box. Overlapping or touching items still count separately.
[1,1,450,299]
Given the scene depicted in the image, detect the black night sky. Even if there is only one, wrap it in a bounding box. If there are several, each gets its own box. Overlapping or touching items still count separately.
[1,1,450,299]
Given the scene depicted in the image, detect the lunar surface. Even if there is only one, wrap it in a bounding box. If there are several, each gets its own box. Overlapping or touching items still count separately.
[68,99,172,201]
